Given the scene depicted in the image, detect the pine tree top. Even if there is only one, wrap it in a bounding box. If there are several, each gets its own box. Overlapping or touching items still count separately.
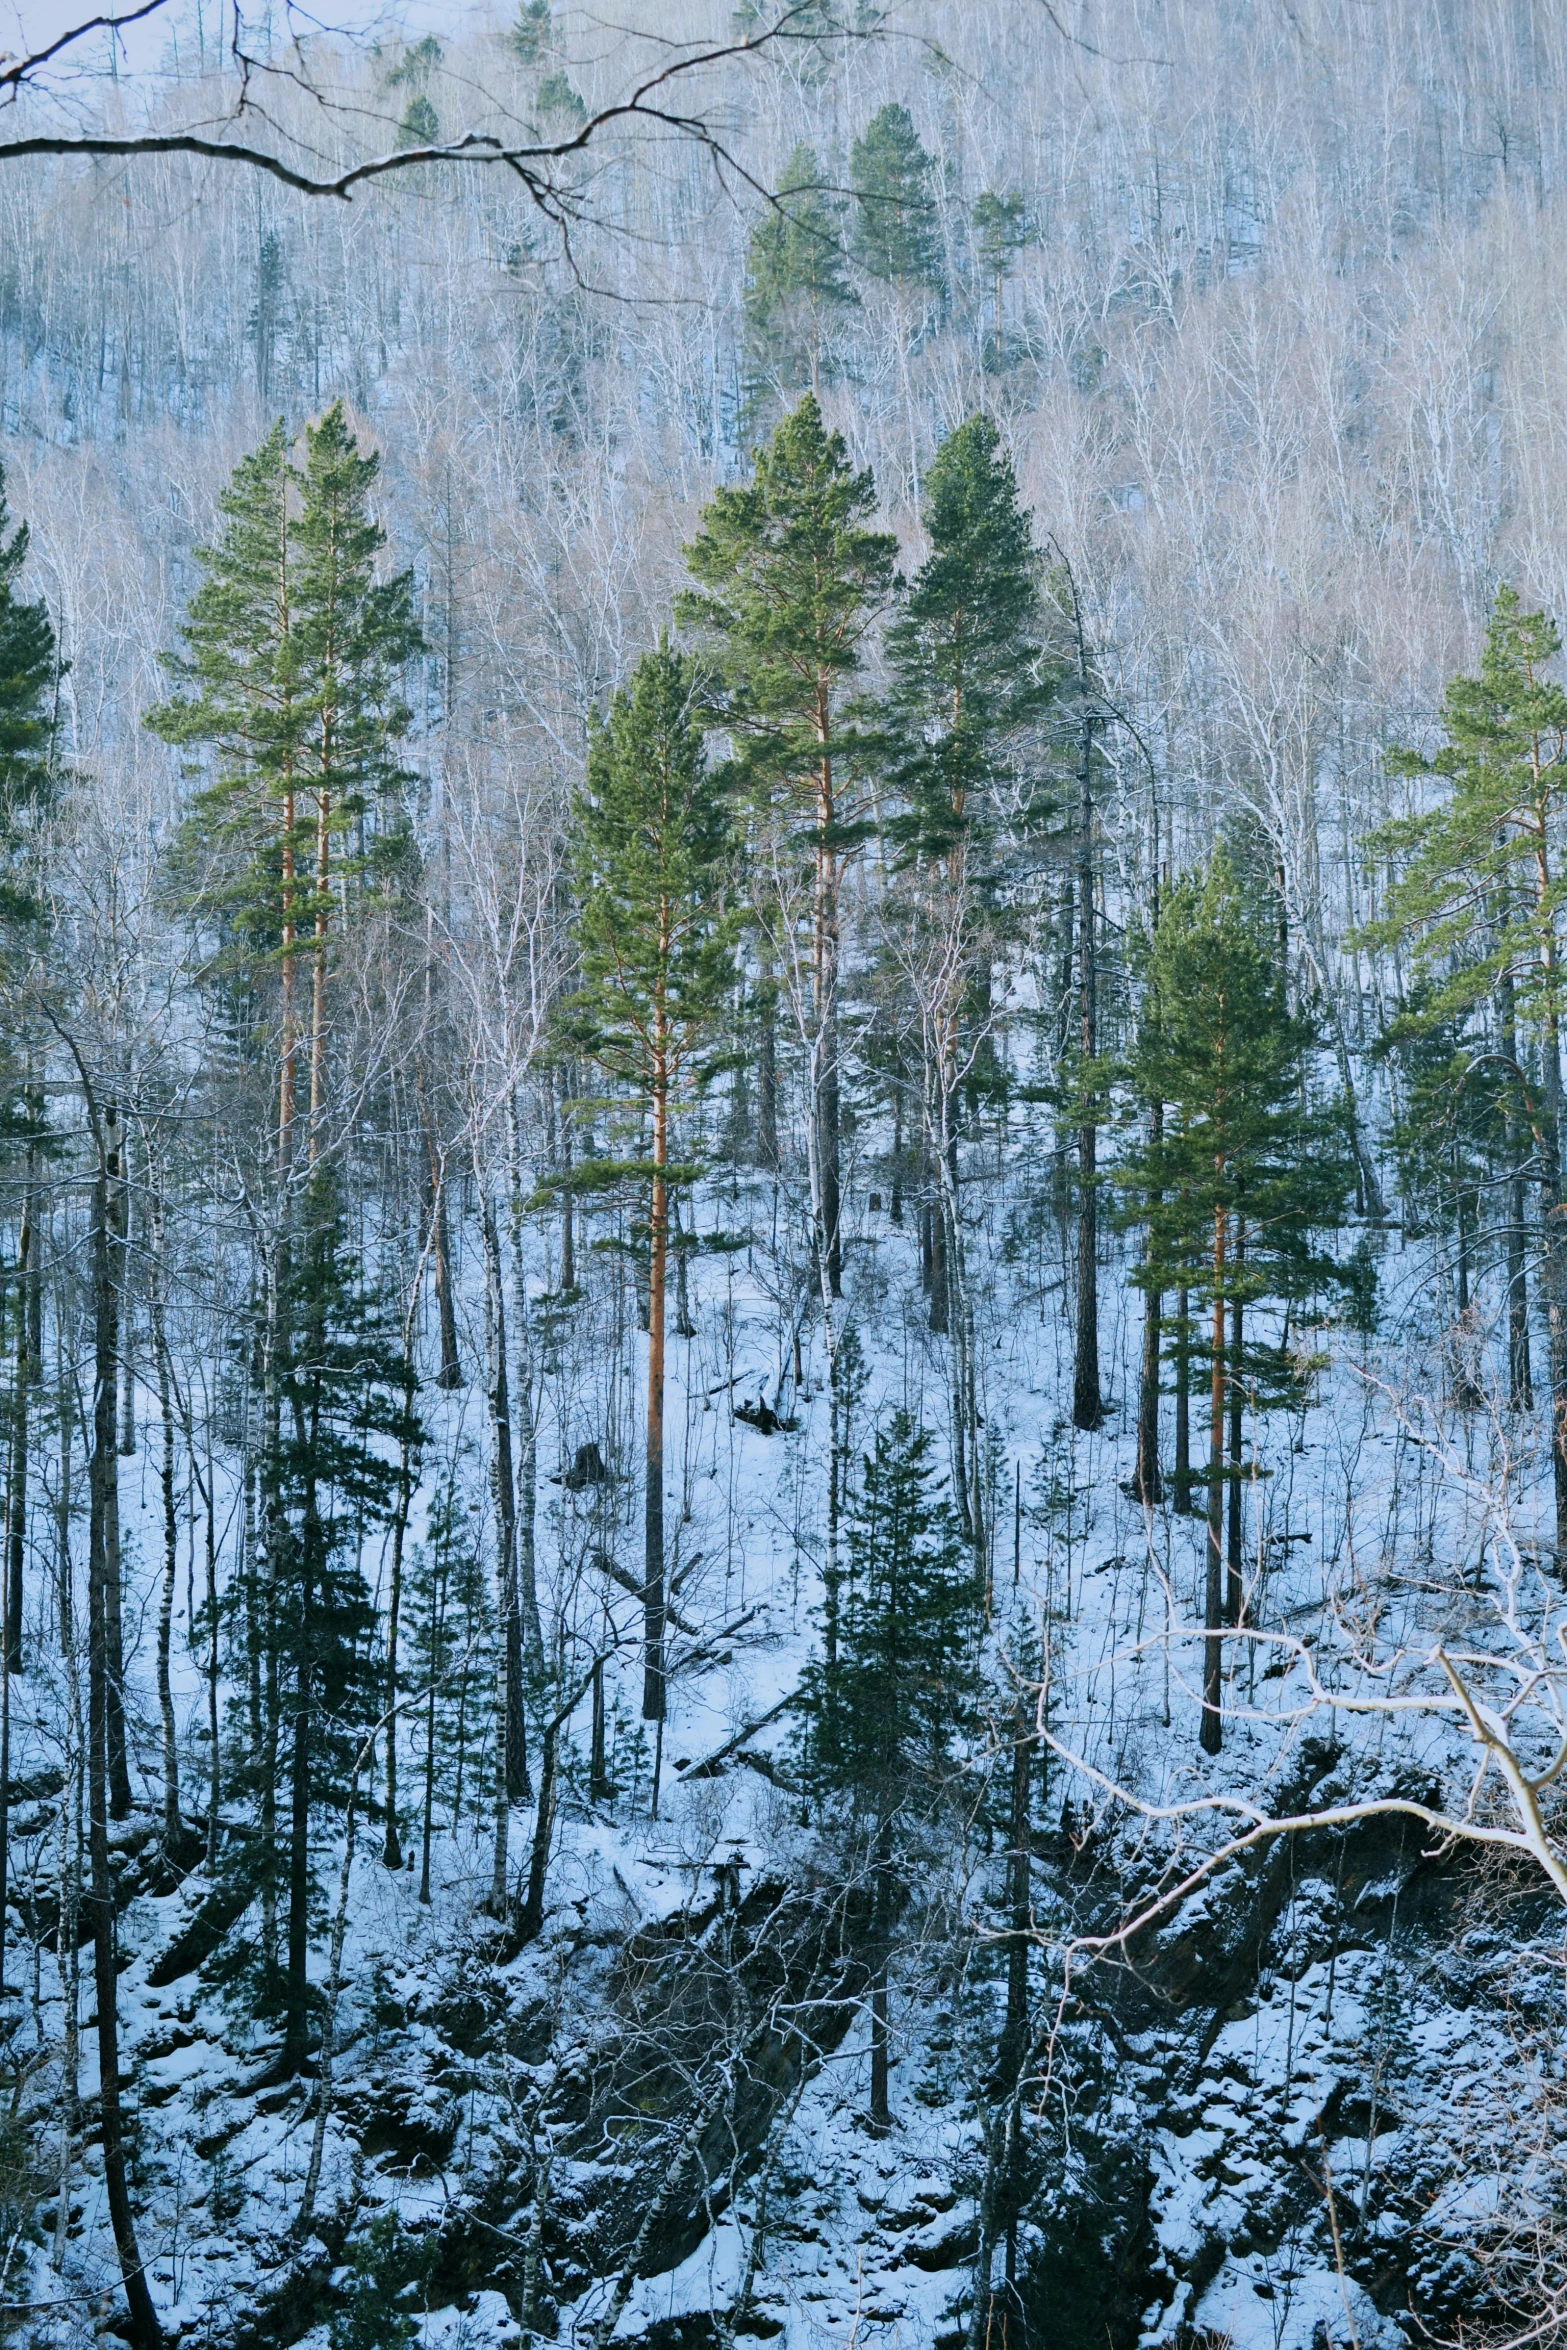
[851,103,944,293]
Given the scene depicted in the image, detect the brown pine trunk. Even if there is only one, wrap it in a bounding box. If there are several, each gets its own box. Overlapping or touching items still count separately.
[1227,1289,1244,1627]
[1134,1107,1164,1508]
[644,1060,669,1730]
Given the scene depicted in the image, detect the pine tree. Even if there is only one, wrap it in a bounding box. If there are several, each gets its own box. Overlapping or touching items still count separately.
[290,403,423,1154]
[678,395,895,1299]
[971,189,1030,363]
[851,103,944,294]
[273,1171,422,2069]
[147,423,304,1164]
[744,143,856,390]
[149,408,421,1172]
[798,1409,977,2128]
[883,413,1056,1562]
[1363,585,1567,1538]
[1118,852,1356,1755]
[0,461,57,925]
[566,642,738,1735]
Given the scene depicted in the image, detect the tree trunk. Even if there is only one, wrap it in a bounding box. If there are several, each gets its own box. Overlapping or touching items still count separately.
[5,1162,33,1673]
[152,1266,183,1857]
[381,1413,415,1869]
[1134,1102,1164,1508]
[1227,1290,1244,1628]
[1072,707,1102,1432]
[997,1688,1031,2085]
[87,1132,164,2349]
[1202,1210,1226,1756]
[869,1818,894,2131]
[104,1105,132,1821]
[1499,967,1533,1406]
[645,1064,669,1726]
[1174,1288,1193,1515]
[757,974,779,1172]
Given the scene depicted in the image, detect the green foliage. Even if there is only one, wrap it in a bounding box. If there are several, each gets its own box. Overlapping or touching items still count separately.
[330,2210,433,2349]
[396,92,439,147]
[1364,584,1567,1045]
[1118,851,1359,1409]
[798,1409,978,1821]
[407,1450,495,1834]
[745,143,856,351]
[149,406,423,1000]
[971,188,1030,279]
[883,412,1057,860]
[537,71,587,124]
[507,1,551,64]
[851,102,943,292]
[565,641,740,1105]
[0,459,56,923]
[677,393,896,829]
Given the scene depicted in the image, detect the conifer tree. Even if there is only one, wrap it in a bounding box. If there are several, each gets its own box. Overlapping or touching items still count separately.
[744,143,856,390]
[0,463,57,915]
[971,189,1030,362]
[1364,586,1567,1541]
[1119,853,1355,1755]
[883,414,1055,1561]
[566,643,738,1733]
[851,103,944,294]
[678,395,895,1301]
[798,1409,977,2129]
[273,1172,421,2070]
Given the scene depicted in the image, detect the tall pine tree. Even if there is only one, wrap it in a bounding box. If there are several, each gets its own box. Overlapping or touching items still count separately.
[851,103,944,294]
[744,143,856,392]
[883,414,1056,1566]
[678,395,895,1302]
[1364,586,1567,1542]
[566,643,738,1739]
[1119,853,1356,1755]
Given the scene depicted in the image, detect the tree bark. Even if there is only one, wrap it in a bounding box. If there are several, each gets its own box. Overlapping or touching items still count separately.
[1072,698,1102,1431]
[645,1059,669,1726]
[1202,1209,1226,1756]
[104,1104,132,1820]
[87,1126,164,2348]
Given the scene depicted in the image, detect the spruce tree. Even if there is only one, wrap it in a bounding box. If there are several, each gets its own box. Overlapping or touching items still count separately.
[566,642,738,1733]
[1118,852,1356,1755]
[971,189,1030,362]
[744,143,856,390]
[851,103,944,294]
[1363,585,1567,1539]
[678,395,895,1299]
[798,1409,977,2128]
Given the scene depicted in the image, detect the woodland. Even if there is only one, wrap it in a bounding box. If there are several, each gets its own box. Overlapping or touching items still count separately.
[3,3,1567,2347]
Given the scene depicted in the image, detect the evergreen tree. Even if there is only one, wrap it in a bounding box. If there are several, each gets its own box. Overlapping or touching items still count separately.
[1363,585,1567,1537]
[971,189,1030,362]
[0,462,57,924]
[566,642,739,1733]
[1118,853,1356,1756]
[273,1172,422,2068]
[678,395,895,1298]
[851,103,944,294]
[149,408,422,1171]
[882,413,1056,1560]
[290,403,423,1150]
[884,414,1052,859]
[798,1408,978,2128]
[744,143,856,390]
